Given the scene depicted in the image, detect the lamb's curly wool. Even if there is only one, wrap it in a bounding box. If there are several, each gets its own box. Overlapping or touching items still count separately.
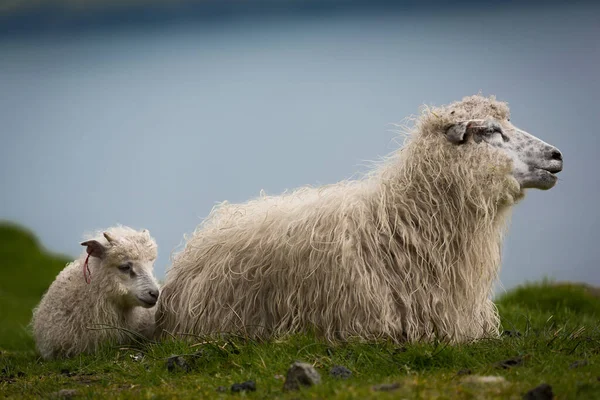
[156,95,526,343]
[31,226,158,359]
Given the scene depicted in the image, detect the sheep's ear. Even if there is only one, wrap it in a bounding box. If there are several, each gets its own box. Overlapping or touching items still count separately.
[446,120,491,144]
[80,240,106,258]
[445,122,469,144]
[103,232,117,244]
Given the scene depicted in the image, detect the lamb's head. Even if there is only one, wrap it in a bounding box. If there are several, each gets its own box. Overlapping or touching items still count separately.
[419,95,563,192]
[80,226,160,308]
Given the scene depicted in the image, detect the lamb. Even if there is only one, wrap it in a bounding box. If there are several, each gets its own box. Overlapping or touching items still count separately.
[155,94,563,344]
[31,225,161,359]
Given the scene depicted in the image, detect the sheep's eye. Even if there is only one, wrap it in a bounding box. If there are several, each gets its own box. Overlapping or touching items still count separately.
[118,263,132,273]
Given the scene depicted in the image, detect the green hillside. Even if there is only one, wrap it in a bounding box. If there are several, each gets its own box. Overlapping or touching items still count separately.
[0,222,72,351]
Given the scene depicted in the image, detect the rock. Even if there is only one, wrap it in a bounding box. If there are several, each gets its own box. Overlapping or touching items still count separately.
[283,361,321,391]
[523,383,553,400]
[456,368,472,376]
[231,380,256,392]
[54,389,79,398]
[166,355,190,372]
[462,375,507,384]
[329,365,352,379]
[494,356,524,369]
[372,383,401,392]
[569,360,588,369]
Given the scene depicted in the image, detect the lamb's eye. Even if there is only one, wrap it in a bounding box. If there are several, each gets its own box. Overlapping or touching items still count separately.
[118,263,132,273]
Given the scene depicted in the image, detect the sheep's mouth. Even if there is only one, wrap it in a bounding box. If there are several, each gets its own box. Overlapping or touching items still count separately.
[541,166,562,175]
[137,297,157,308]
[534,168,559,190]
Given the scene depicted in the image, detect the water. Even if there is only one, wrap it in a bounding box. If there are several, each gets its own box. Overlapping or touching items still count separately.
[1,3,599,292]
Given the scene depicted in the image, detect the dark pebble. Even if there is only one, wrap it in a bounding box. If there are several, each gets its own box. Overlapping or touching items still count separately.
[523,383,553,400]
[569,360,588,369]
[329,365,352,379]
[495,356,523,369]
[372,383,401,392]
[283,361,321,391]
[166,355,190,372]
[231,380,256,392]
[457,369,472,376]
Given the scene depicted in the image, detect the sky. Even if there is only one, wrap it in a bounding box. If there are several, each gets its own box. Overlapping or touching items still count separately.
[0,1,598,294]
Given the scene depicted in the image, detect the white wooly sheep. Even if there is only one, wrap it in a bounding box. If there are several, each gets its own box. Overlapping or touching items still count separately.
[156,94,563,344]
[31,225,160,359]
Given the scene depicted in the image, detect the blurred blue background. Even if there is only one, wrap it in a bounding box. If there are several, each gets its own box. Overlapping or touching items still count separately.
[1,0,598,293]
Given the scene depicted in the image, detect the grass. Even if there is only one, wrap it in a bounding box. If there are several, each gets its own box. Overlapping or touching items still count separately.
[1,222,599,399]
[0,222,71,351]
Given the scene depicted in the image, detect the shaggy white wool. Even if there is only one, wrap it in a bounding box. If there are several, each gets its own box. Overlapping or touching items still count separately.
[156,95,528,344]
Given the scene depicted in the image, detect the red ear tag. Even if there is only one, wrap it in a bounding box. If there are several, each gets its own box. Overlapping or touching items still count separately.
[83,254,92,284]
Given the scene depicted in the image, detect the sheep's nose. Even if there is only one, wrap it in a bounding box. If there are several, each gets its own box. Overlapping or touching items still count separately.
[550,149,563,161]
[148,289,159,300]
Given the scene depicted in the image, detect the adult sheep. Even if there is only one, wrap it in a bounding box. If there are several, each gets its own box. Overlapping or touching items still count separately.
[156,94,563,344]
[31,226,161,359]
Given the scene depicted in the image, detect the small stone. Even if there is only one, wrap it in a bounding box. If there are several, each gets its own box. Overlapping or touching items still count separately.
[569,360,588,369]
[283,361,321,391]
[494,356,523,369]
[523,383,553,400]
[462,375,507,384]
[54,389,79,398]
[216,386,227,392]
[231,380,256,392]
[372,383,401,392]
[166,355,190,372]
[329,365,352,379]
[456,368,472,376]
[130,352,144,362]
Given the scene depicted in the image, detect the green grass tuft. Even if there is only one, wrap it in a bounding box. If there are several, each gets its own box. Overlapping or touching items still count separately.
[0,222,71,351]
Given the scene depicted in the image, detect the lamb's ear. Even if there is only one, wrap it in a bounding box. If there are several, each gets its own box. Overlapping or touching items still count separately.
[445,121,469,144]
[103,232,117,244]
[80,240,106,258]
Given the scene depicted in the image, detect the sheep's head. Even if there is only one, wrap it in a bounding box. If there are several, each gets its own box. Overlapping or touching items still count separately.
[418,94,563,192]
[445,118,563,190]
[80,226,160,309]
